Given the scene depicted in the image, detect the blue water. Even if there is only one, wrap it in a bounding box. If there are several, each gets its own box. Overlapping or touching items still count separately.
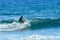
[0,0,60,40]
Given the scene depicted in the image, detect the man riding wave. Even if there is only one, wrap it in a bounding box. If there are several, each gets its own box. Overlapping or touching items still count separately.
[19,16,24,23]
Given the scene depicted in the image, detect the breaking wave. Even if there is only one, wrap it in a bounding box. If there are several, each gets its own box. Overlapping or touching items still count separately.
[0,18,60,31]
[0,19,31,31]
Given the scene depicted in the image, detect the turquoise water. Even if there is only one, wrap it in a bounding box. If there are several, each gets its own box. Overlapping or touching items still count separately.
[0,0,60,40]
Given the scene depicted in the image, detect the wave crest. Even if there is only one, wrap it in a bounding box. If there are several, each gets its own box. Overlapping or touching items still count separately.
[0,20,31,31]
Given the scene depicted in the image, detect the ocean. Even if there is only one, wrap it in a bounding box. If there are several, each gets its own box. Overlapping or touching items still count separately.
[0,0,60,40]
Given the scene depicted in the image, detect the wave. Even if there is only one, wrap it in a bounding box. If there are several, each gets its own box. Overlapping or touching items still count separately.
[30,18,60,29]
[0,18,60,31]
[0,19,31,31]
[3,34,60,40]
[0,13,23,15]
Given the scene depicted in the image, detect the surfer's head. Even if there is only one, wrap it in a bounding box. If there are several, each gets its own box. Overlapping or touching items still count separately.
[20,16,23,19]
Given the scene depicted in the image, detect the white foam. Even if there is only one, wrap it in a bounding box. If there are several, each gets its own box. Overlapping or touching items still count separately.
[4,34,60,40]
[0,20,31,31]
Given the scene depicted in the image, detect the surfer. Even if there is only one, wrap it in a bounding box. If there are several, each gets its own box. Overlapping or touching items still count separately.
[19,16,24,23]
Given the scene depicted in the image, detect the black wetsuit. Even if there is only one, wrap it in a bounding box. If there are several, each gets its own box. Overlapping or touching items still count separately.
[19,16,24,23]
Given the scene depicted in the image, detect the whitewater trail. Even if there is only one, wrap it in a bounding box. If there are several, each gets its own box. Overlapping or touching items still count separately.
[0,20,31,31]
